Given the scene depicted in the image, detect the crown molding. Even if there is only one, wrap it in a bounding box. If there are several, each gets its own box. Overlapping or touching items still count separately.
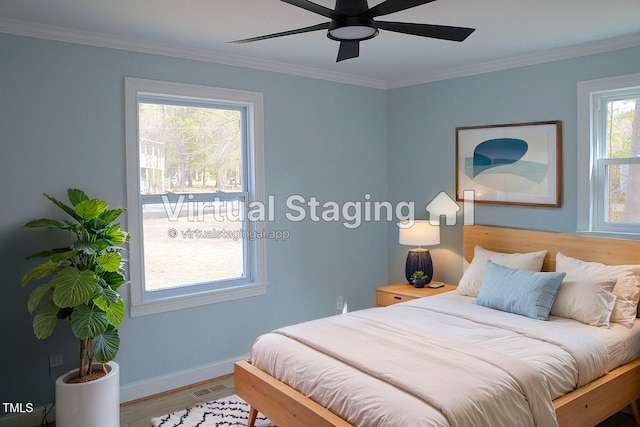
[0,17,388,90]
[387,32,640,89]
[2,17,639,91]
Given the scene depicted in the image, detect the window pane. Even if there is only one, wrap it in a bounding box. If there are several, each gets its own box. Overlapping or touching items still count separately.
[606,163,640,224]
[138,101,246,291]
[139,102,243,194]
[605,98,639,159]
[141,200,245,291]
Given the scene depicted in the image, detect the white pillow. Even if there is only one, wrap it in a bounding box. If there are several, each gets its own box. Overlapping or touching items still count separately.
[555,253,640,328]
[550,276,617,327]
[457,246,547,297]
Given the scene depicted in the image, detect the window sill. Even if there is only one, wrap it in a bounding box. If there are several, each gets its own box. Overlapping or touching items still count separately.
[129,282,268,317]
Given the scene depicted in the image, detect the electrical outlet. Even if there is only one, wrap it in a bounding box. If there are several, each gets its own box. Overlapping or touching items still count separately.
[336,296,343,310]
[49,354,63,368]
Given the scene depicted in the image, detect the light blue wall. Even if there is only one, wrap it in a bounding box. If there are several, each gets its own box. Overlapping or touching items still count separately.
[387,46,640,286]
[2,29,639,414]
[0,33,388,410]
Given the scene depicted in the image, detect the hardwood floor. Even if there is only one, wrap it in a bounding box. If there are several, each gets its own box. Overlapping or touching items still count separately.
[118,373,639,427]
[120,374,234,427]
[599,411,640,427]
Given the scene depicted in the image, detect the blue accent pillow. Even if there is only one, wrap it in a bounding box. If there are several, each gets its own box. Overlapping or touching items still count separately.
[473,261,566,320]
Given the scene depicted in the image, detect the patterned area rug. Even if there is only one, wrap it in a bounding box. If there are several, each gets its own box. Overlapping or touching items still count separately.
[151,394,276,427]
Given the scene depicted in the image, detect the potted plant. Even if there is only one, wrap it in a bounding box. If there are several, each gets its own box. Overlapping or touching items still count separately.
[21,188,129,426]
[411,271,429,288]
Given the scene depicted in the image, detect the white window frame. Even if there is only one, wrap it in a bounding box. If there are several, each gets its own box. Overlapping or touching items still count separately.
[577,72,640,237]
[125,78,267,317]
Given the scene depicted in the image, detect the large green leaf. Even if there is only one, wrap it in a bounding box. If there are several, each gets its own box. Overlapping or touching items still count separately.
[92,287,119,311]
[73,242,98,255]
[86,218,108,234]
[92,291,108,313]
[52,268,99,308]
[24,218,67,229]
[67,188,89,207]
[75,199,108,221]
[99,208,124,224]
[96,252,122,272]
[93,238,114,253]
[51,249,79,263]
[25,247,70,261]
[27,282,54,313]
[43,193,81,222]
[101,271,126,290]
[22,260,59,285]
[70,304,108,339]
[32,301,59,339]
[103,224,128,245]
[93,329,120,363]
[106,300,124,327]
[102,287,120,304]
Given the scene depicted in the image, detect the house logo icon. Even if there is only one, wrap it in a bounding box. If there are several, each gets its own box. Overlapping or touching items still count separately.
[425,191,475,226]
[426,191,459,225]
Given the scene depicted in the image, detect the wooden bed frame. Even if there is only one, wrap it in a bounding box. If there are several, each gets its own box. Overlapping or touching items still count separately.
[235,225,640,427]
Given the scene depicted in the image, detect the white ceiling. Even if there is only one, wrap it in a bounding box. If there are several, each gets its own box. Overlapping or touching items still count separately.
[1,0,639,88]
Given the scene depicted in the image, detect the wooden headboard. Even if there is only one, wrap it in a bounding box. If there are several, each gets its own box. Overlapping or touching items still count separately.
[464,225,640,272]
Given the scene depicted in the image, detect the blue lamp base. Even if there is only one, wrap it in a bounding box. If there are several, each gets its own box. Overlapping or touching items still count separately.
[405,249,433,284]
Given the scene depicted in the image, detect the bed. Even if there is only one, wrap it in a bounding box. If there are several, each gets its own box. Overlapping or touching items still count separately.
[235,225,640,427]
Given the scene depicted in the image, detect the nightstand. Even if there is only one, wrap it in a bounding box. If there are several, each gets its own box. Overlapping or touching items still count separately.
[376,282,457,307]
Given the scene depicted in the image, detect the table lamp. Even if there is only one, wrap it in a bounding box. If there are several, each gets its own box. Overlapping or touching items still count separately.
[399,220,440,283]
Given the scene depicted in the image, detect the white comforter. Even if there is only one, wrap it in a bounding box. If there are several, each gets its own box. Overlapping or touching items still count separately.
[251,293,613,427]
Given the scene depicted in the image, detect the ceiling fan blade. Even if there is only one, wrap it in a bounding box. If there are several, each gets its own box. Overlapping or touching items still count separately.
[229,22,329,44]
[369,0,436,17]
[281,0,334,17]
[375,21,475,42]
[336,41,360,62]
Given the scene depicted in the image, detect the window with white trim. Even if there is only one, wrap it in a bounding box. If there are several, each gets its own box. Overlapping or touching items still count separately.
[125,78,267,316]
[577,73,640,237]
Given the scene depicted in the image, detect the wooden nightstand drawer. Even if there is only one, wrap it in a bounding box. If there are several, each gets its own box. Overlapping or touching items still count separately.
[376,283,457,307]
[376,292,415,307]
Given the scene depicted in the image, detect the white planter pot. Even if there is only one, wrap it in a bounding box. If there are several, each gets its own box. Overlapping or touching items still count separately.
[55,361,120,427]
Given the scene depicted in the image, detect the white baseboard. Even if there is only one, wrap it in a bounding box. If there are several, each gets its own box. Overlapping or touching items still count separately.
[119,353,249,403]
[0,357,247,426]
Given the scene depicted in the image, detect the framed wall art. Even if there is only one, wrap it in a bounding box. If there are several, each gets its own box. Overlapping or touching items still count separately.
[456,121,562,207]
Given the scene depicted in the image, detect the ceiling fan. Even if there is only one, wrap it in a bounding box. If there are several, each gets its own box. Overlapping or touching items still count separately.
[229,0,475,62]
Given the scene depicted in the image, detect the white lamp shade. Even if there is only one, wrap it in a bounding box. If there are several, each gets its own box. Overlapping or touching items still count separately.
[398,220,440,246]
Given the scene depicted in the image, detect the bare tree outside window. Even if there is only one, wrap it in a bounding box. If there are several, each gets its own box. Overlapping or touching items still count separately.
[625,100,640,223]
[605,98,640,224]
[138,102,246,291]
[139,103,242,194]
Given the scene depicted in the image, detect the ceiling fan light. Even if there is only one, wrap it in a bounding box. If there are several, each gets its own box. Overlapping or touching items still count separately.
[329,25,377,40]
[327,16,378,41]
